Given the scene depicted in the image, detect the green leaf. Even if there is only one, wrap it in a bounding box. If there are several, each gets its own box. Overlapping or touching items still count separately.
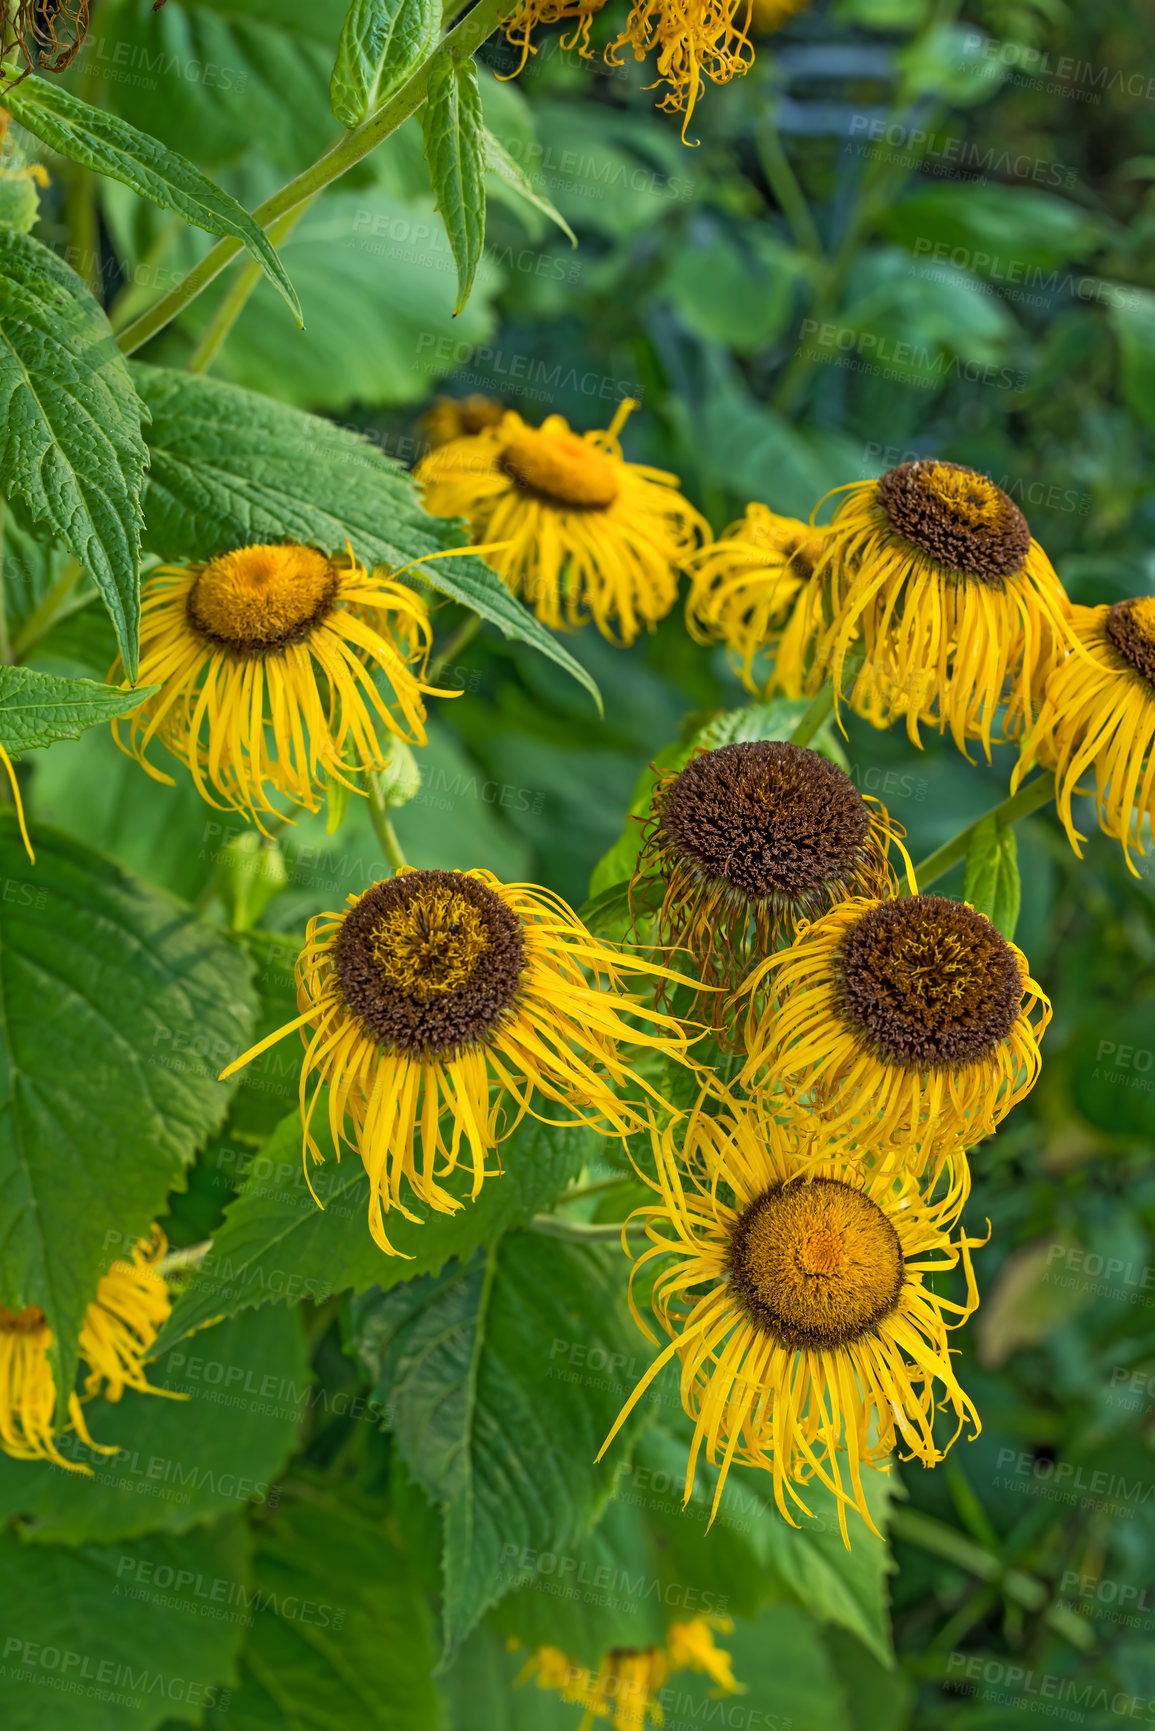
[962,814,1021,939]
[483,127,576,247]
[131,364,601,711]
[878,183,1107,275]
[1111,287,1155,434]
[331,0,439,128]
[224,1500,441,1731]
[0,172,40,234]
[0,821,257,1417]
[1,73,302,326]
[0,232,146,679]
[154,1107,595,1348]
[353,1231,648,1656]
[0,1515,250,1731]
[422,53,486,316]
[0,1306,308,1542]
[0,666,155,756]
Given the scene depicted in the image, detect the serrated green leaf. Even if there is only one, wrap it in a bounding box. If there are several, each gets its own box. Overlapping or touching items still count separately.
[2,71,302,327]
[0,232,146,678]
[0,666,154,756]
[0,172,40,233]
[331,0,439,128]
[0,1515,250,1731]
[353,1231,648,1657]
[0,1306,308,1543]
[0,821,256,1419]
[483,127,577,246]
[131,363,601,712]
[962,813,1022,939]
[154,1107,595,1349]
[422,53,486,315]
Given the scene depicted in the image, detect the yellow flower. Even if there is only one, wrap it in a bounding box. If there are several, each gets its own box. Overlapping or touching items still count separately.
[736,894,1049,1171]
[1011,597,1155,876]
[519,1616,739,1728]
[608,0,755,139]
[598,1097,983,1545]
[420,393,507,448]
[633,740,913,1019]
[415,404,707,646]
[221,868,693,1256]
[747,0,811,32]
[684,504,827,696]
[114,542,449,830]
[797,461,1073,760]
[665,1616,740,1692]
[0,1226,180,1473]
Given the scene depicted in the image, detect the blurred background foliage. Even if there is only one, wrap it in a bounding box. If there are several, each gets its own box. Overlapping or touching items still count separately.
[7,0,1155,1723]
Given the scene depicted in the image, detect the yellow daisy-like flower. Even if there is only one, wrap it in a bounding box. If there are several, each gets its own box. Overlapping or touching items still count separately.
[607,0,755,139]
[684,504,827,697]
[113,541,449,829]
[633,740,913,1019]
[221,867,693,1256]
[598,1098,983,1545]
[0,1226,180,1474]
[420,393,507,449]
[519,1616,738,1728]
[798,461,1074,760]
[1011,597,1155,876]
[736,893,1050,1170]
[415,404,707,646]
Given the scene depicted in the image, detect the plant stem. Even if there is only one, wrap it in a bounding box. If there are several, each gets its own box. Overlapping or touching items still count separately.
[889,1508,1095,1652]
[789,680,835,748]
[528,1216,647,1242]
[428,611,482,683]
[368,776,409,871]
[114,0,508,357]
[754,117,823,261]
[912,773,1057,890]
[10,557,82,662]
[0,497,9,667]
[187,200,317,373]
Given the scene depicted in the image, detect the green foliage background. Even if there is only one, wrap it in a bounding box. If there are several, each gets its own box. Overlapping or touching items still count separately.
[0,0,1153,1726]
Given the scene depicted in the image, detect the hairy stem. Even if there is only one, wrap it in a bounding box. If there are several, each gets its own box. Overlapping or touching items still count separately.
[368,776,409,872]
[528,1215,646,1241]
[428,611,482,683]
[10,557,82,662]
[789,681,835,748]
[912,773,1057,890]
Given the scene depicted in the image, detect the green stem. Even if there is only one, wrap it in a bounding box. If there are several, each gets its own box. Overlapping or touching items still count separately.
[10,557,82,662]
[428,611,482,683]
[528,1216,647,1242]
[889,1508,1095,1653]
[912,773,1056,891]
[187,200,317,373]
[368,776,409,871]
[64,162,101,298]
[754,118,823,261]
[0,497,9,667]
[114,0,508,357]
[789,681,835,748]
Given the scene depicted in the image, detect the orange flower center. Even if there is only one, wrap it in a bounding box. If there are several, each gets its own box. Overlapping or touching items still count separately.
[500,429,620,511]
[186,543,340,654]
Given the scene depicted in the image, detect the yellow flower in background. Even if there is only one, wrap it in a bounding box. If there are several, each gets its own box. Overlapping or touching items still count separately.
[518,1615,739,1727]
[737,893,1049,1172]
[598,1098,983,1545]
[415,403,707,646]
[114,542,449,830]
[221,868,693,1256]
[607,0,755,139]
[0,1226,180,1473]
[420,393,507,448]
[800,461,1074,759]
[1011,597,1155,876]
[747,0,811,32]
[633,740,913,1018]
[684,504,827,696]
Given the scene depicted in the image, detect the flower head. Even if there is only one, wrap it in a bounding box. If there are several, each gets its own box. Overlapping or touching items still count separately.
[598,1098,983,1544]
[518,1615,738,1728]
[684,504,826,696]
[748,0,811,32]
[798,461,1073,759]
[0,1226,179,1472]
[415,404,706,646]
[115,542,448,829]
[1011,598,1155,875]
[221,868,693,1255]
[634,741,912,1018]
[737,893,1049,1170]
[421,393,506,448]
[608,0,755,139]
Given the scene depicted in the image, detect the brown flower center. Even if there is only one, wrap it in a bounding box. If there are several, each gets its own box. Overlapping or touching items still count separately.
[186,543,340,656]
[499,429,620,511]
[876,461,1031,587]
[1105,597,1155,685]
[333,871,527,1059]
[836,894,1023,1067]
[728,1178,904,1350]
[0,1304,48,1334]
[660,741,872,904]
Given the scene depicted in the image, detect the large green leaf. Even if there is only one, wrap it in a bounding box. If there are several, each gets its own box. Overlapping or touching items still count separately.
[877,182,1107,275]
[962,814,1022,940]
[0,667,154,756]
[422,53,486,315]
[330,0,439,128]
[224,1500,440,1731]
[0,232,146,678]
[0,1306,309,1543]
[1,73,301,325]
[0,822,256,1417]
[0,1516,250,1731]
[353,1231,649,1657]
[154,1107,594,1347]
[131,364,601,709]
